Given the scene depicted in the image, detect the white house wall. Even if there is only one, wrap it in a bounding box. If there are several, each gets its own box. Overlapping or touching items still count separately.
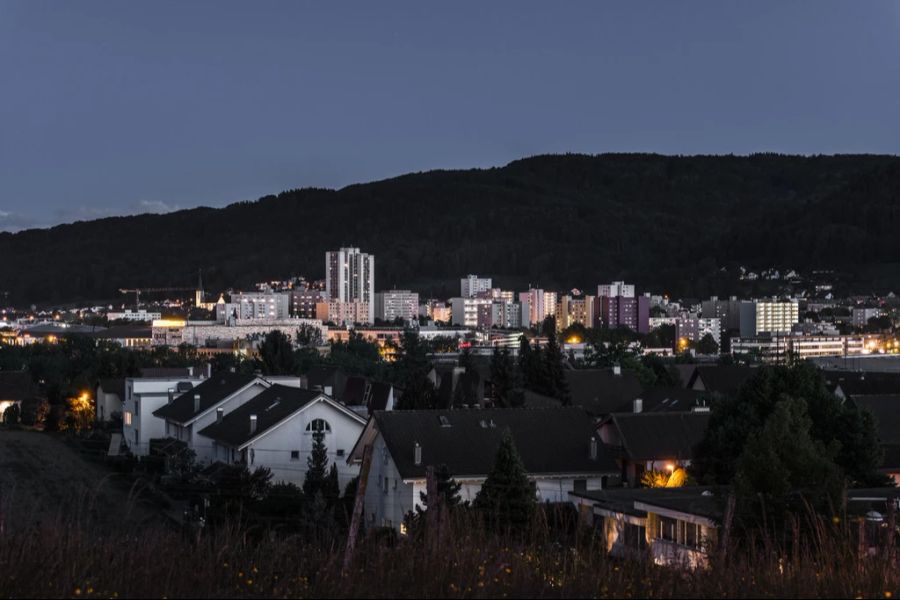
[234,400,363,490]
[187,382,270,462]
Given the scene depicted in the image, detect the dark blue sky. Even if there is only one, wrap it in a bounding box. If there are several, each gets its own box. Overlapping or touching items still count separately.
[2,2,899,231]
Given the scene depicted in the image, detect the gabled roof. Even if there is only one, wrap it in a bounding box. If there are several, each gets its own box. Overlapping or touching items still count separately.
[305,366,344,388]
[571,486,725,522]
[153,371,259,424]
[562,369,644,416]
[601,411,710,462]
[0,371,36,401]
[369,407,618,480]
[98,378,126,399]
[367,381,393,412]
[198,385,364,449]
[688,365,756,395]
[613,387,707,414]
[342,376,367,405]
[828,372,900,397]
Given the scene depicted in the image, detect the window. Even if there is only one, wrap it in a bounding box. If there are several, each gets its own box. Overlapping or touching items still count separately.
[124,411,132,426]
[306,418,331,433]
[657,516,677,542]
[384,477,389,495]
[290,450,300,461]
[336,449,345,457]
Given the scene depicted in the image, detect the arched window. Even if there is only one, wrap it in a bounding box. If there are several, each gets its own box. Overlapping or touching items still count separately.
[306,418,331,433]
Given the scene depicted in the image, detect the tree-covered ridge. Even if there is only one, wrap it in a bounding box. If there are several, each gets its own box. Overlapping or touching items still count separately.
[2,153,899,305]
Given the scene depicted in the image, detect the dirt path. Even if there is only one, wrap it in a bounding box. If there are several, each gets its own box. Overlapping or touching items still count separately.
[0,429,168,532]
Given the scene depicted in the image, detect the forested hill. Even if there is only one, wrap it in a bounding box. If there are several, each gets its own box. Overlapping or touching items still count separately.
[2,153,900,305]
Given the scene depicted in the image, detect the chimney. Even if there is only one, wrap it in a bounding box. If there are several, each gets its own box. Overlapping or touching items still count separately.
[249,414,258,435]
[167,388,175,404]
[590,436,598,460]
[613,364,622,376]
[193,394,201,414]
[414,442,422,466]
[216,407,224,424]
[633,398,643,414]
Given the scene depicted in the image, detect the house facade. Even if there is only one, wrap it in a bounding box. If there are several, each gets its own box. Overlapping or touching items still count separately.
[348,408,618,532]
[123,372,206,455]
[153,372,301,463]
[95,379,125,422]
[198,385,366,490]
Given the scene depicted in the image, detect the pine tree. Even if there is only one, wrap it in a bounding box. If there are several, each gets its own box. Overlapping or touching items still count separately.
[490,346,518,407]
[303,429,329,497]
[416,463,463,516]
[517,335,542,392]
[324,463,341,507]
[542,320,571,405]
[474,430,536,533]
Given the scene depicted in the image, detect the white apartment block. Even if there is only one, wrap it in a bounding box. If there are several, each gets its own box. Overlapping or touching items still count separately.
[374,290,420,322]
[450,297,492,328]
[107,309,162,322]
[739,300,799,337]
[598,281,636,299]
[234,291,291,320]
[460,275,492,298]
[326,247,375,323]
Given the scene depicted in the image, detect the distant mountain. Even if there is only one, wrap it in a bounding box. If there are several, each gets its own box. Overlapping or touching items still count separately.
[2,153,899,306]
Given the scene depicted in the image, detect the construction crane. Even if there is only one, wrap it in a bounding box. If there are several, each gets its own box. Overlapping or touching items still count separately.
[118,287,197,310]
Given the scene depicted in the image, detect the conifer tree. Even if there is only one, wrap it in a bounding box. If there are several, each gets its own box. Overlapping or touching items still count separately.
[303,429,329,498]
[490,346,520,407]
[474,430,536,533]
[416,463,464,516]
[324,463,341,507]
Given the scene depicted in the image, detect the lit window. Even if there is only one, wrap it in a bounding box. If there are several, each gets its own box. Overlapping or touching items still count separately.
[124,411,132,426]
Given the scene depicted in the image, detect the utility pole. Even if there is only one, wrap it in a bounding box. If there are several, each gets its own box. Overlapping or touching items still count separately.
[343,444,373,573]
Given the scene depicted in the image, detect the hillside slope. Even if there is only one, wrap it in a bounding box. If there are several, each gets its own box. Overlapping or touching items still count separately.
[1,153,899,304]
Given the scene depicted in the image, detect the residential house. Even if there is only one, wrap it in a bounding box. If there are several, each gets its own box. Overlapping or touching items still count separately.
[340,375,398,416]
[824,371,900,401]
[569,486,721,568]
[348,408,618,532]
[687,365,756,396]
[95,378,125,422]
[152,371,301,463]
[570,486,900,568]
[597,411,711,486]
[123,371,207,455]
[198,384,366,489]
[0,370,36,421]
[561,368,644,417]
[302,366,349,399]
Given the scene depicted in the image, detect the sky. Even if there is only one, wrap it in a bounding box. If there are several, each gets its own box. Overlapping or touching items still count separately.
[1,2,899,231]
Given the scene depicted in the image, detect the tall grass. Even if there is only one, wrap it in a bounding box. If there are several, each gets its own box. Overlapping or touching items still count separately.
[0,504,897,598]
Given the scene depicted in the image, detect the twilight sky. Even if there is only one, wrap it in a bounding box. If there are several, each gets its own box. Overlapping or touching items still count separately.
[1,2,899,231]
